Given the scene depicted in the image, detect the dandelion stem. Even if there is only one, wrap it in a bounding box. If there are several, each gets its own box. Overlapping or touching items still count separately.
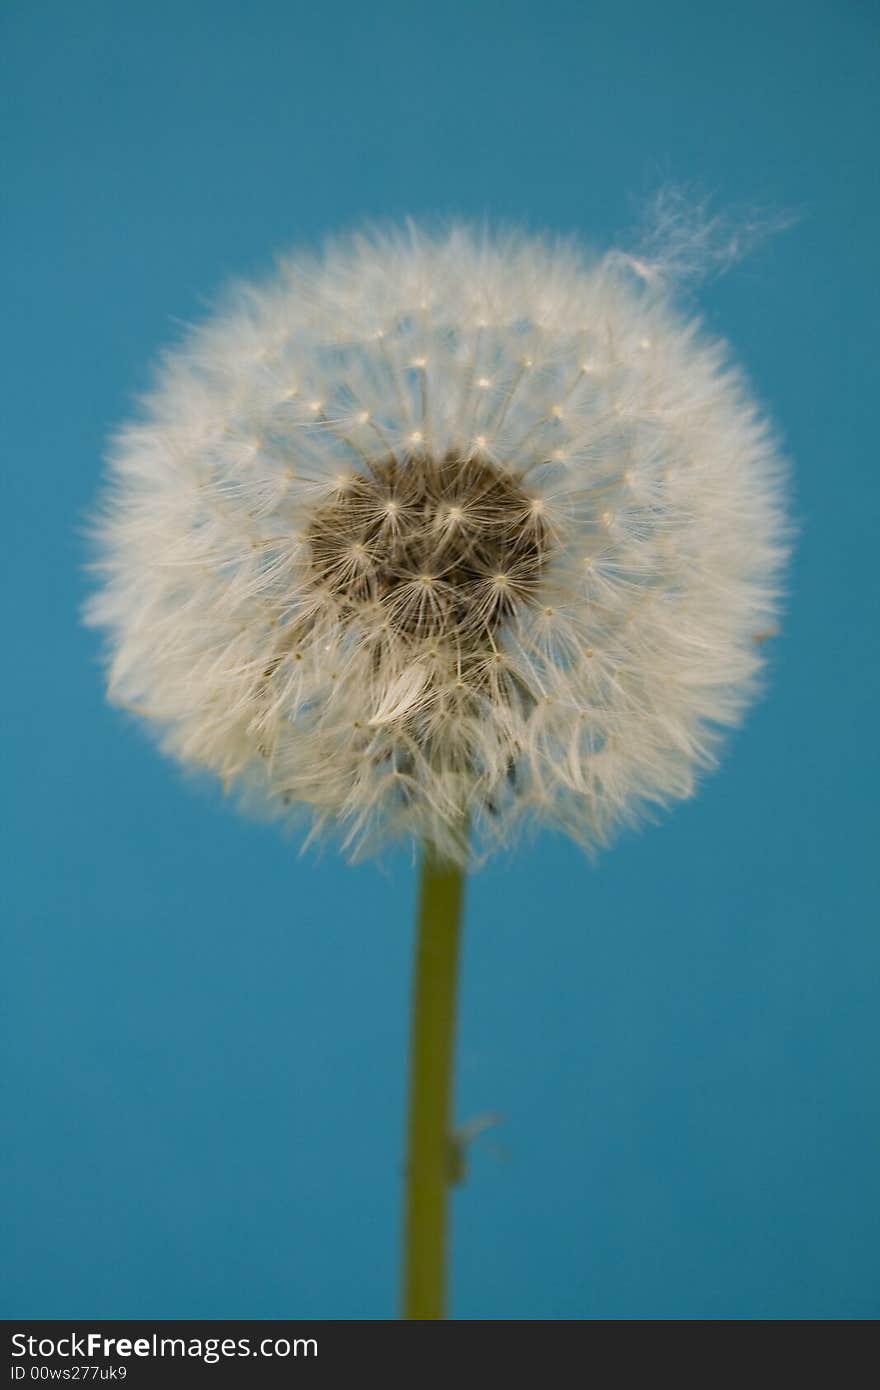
[401,843,466,1319]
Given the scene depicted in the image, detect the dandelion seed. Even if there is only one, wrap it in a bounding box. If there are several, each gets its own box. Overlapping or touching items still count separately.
[87,222,788,867]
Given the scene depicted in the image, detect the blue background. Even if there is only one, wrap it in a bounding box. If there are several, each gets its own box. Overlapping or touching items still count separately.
[2,0,878,1320]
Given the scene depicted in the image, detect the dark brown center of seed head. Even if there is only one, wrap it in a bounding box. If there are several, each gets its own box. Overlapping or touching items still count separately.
[307,451,547,642]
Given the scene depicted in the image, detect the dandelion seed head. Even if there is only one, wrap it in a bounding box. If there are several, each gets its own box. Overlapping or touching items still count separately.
[87,222,788,865]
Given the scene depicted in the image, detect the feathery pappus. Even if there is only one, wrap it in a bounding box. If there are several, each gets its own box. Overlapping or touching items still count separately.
[87,222,788,864]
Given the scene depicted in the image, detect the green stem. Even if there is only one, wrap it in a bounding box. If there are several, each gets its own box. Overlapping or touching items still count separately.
[401,843,466,1319]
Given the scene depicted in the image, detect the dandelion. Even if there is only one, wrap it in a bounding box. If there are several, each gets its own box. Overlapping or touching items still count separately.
[88,220,789,1318]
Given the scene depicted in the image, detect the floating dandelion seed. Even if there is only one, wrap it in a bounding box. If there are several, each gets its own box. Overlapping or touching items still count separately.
[88,223,787,866]
[87,219,790,1320]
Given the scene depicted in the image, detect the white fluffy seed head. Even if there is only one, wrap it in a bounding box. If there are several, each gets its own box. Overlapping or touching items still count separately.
[87,222,789,866]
